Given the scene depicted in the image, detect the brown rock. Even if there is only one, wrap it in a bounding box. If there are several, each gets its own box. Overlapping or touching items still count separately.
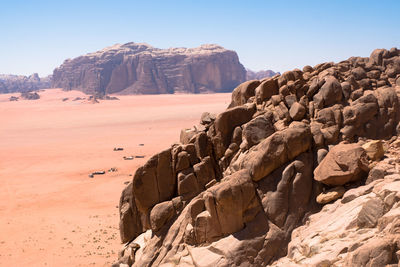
[149,201,175,231]
[289,102,306,121]
[345,238,396,267]
[242,115,275,147]
[314,143,369,186]
[119,182,142,243]
[356,198,384,228]
[213,103,256,158]
[175,151,190,172]
[193,156,216,189]
[229,80,260,108]
[369,48,387,66]
[316,186,346,204]
[313,76,343,107]
[231,123,311,181]
[177,170,199,199]
[351,67,367,80]
[255,78,278,103]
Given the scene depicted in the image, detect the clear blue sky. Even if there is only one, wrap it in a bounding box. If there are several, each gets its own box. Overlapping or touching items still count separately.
[1,0,399,76]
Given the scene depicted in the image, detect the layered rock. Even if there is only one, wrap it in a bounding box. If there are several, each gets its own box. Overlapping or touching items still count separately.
[52,43,246,95]
[0,73,51,94]
[114,47,400,267]
[272,140,400,266]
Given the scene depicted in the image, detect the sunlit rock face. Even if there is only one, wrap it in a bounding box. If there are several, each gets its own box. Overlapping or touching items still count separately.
[52,42,246,95]
[113,47,400,267]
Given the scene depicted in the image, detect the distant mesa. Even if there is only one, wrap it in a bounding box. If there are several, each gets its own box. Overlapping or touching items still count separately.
[246,68,279,80]
[0,73,51,94]
[52,42,247,95]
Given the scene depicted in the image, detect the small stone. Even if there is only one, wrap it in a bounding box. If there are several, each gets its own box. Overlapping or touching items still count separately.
[316,186,346,204]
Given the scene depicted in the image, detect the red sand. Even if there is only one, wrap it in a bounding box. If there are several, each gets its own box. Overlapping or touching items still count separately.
[0,89,230,266]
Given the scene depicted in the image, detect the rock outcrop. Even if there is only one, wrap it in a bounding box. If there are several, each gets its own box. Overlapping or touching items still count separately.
[246,69,279,81]
[114,47,400,267]
[52,43,246,95]
[0,73,51,94]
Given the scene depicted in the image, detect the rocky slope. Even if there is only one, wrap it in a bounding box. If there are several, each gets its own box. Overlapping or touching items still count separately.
[52,43,246,95]
[0,73,51,94]
[113,47,400,267]
[246,69,279,81]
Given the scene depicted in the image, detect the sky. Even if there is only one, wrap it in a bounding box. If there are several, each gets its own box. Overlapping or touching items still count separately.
[1,0,400,77]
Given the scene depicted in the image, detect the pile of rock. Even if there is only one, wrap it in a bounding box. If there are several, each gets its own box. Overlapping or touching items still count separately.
[113,47,400,267]
[20,91,40,100]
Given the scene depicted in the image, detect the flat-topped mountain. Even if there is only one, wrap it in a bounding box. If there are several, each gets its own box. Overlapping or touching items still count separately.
[52,42,246,95]
[0,73,51,94]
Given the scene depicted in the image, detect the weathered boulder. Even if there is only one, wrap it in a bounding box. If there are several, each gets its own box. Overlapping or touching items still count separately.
[241,114,275,147]
[119,182,142,243]
[316,186,346,204]
[313,76,342,107]
[212,103,256,158]
[230,123,312,181]
[362,140,385,161]
[229,80,260,108]
[314,143,369,186]
[130,148,174,229]
[149,201,175,232]
[345,238,396,267]
[255,78,279,103]
[289,102,306,121]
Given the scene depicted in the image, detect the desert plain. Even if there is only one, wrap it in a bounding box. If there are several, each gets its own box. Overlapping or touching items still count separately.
[0,89,230,266]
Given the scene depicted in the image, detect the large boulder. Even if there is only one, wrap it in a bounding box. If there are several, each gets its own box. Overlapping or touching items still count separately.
[212,103,256,158]
[255,78,279,103]
[314,143,369,186]
[228,80,260,108]
[242,114,275,147]
[230,123,312,181]
[313,76,343,107]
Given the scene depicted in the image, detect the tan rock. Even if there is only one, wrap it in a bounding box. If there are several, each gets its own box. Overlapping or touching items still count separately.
[316,186,345,204]
[362,140,384,161]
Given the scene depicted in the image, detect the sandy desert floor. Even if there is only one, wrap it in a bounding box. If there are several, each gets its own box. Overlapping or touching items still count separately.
[0,89,230,266]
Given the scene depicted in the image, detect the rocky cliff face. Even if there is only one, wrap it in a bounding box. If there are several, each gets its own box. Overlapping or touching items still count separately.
[113,47,400,267]
[0,73,51,94]
[52,43,246,95]
[246,69,279,80]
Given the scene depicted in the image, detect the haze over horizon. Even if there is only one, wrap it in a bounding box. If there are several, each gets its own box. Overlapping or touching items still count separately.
[1,0,400,77]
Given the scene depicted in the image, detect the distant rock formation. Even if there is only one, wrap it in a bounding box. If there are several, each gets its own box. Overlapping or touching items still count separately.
[52,43,246,95]
[20,91,40,100]
[0,73,51,94]
[246,68,279,80]
[113,47,400,267]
